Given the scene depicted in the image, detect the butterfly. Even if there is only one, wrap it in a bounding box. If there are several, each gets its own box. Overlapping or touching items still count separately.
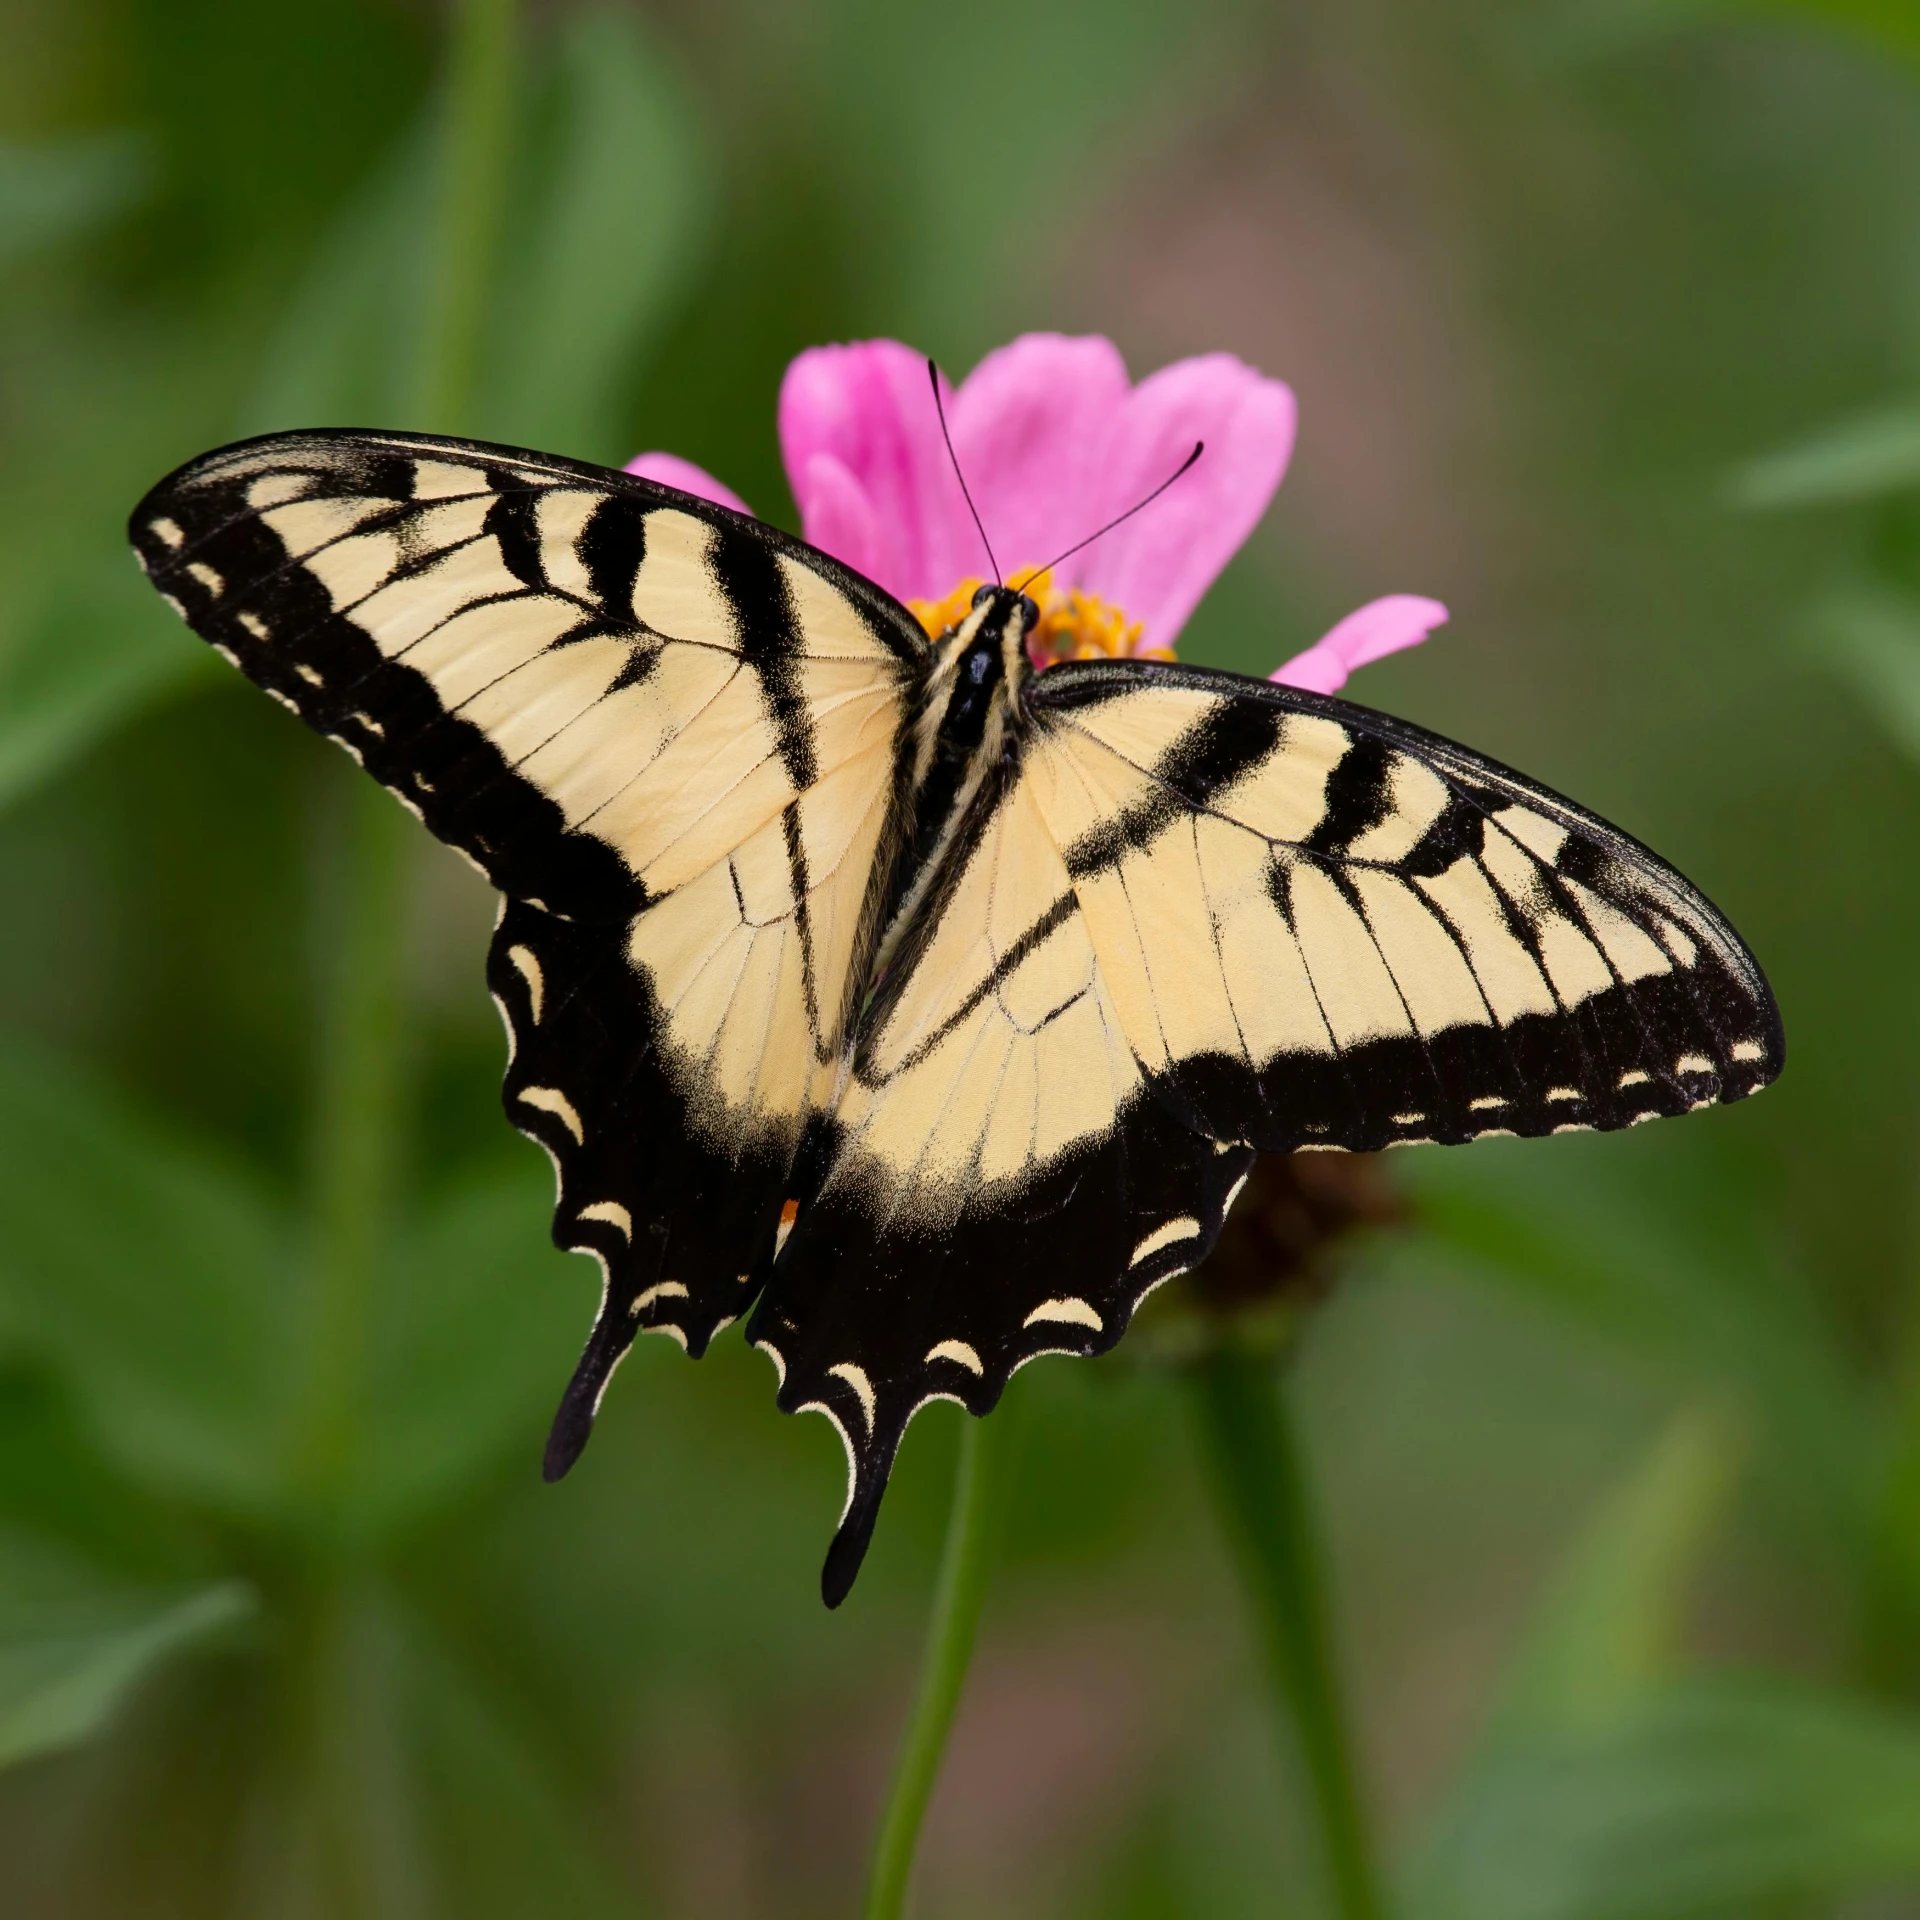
[130,428,1784,1604]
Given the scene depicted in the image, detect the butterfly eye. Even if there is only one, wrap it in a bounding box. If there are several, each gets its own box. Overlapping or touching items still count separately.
[970,584,997,609]
[1017,593,1041,630]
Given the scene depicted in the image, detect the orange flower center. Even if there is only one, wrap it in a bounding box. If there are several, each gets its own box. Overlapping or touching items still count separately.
[907,567,1174,670]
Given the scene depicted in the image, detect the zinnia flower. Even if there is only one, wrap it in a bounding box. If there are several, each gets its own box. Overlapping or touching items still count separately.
[628,332,1447,688]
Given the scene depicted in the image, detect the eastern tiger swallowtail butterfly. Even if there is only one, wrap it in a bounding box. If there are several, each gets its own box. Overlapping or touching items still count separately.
[129,429,1784,1605]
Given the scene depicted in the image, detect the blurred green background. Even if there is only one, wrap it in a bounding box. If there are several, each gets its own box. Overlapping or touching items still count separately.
[3,0,1920,1914]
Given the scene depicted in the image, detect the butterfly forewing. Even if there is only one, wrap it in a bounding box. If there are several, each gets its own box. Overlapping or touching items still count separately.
[131,429,925,1453]
[1026,660,1784,1149]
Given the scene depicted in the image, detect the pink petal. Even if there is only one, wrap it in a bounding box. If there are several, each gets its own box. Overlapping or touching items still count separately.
[949,334,1132,579]
[1271,595,1450,695]
[778,342,973,602]
[623,452,752,518]
[794,452,881,585]
[1076,355,1296,650]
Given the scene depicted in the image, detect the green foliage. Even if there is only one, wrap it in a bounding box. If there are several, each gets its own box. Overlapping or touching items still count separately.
[1802,582,1920,768]
[1415,1412,1920,1919]
[1733,399,1920,509]
[1486,1405,1748,1741]
[0,559,209,816]
[0,1524,246,1769]
[249,5,708,461]
[1420,1682,1920,1920]
[1402,1134,1872,1553]
[0,133,148,275]
[0,1534,248,1769]
[0,1039,291,1515]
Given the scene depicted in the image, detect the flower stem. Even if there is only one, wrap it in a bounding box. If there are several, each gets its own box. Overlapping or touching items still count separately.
[418,0,517,437]
[863,1408,1015,1920]
[1191,1348,1386,1920]
[297,780,413,1499]
[293,0,518,1505]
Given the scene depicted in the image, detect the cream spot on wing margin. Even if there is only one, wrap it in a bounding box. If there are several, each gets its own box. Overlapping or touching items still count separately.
[1024,1297,1104,1332]
[1130,1218,1200,1268]
[926,1339,984,1375]
[507,944,544,1021]
[518,1085,584,1142]
[829,1362,876,1430]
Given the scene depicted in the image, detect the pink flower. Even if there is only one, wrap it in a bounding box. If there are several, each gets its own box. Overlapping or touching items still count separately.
[627,333,1445,691]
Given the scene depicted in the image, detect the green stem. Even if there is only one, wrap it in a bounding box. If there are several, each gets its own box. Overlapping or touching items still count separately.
[297,781,413,1499]
[1192,1348,1386,1920]
[418,0,517,435]
[863,1410,1015,1920]
[293,0,518,1503]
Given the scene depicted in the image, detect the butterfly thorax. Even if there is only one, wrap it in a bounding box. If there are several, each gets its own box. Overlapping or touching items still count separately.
[863,588,1038,1001]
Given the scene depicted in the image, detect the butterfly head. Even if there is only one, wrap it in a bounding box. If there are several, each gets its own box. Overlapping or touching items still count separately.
[939,582,1038,703]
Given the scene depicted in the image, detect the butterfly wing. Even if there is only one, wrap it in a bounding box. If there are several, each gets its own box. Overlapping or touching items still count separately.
[130,430,925,1464]
[1025,659,1783,1149]
[753,656,1782,1602]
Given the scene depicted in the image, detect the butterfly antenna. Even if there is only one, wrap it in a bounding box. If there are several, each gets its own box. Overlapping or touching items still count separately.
[928,357,1000,585]
[1013,441,1205,595]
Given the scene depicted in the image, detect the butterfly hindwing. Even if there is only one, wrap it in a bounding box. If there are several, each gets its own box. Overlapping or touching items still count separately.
[754,1093,1252,1607]
[747,747,1259,1598]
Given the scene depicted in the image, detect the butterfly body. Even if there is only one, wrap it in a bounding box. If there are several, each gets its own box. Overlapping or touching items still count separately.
[130,429,1783,1604]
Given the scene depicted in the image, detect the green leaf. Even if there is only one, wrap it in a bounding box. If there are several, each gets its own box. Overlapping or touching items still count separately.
[1803,582,1920,766]
[0,133,149,275]
[288,1584,625,1919]
[0,1038,292,1514]
[0,1528,249,1770]
[1730,398,1920,508]
[1533,0,1920,69]
[242,123,437,433]
[1402,1136,1870,1553]
[347,1159,592,1544]
[0,555,211,814]
[247,7,706,455]
[475,6,711,462]
[1490,1404,1748,1743]
[409,1631,629,1919]
[1742,0,1920,62]
[1411,1681,1920,1920]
